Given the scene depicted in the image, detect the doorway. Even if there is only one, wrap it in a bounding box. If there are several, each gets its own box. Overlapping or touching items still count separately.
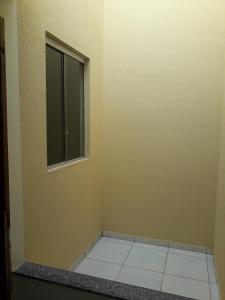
[0,15,11,300]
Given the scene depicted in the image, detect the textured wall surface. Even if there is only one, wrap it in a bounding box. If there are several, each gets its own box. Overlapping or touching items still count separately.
[17,0,104,269]
[214,86,225,300]
[15,4,225,297]
[102,0,225,247]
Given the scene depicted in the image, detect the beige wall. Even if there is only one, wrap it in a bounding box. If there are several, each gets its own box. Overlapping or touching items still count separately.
[102,0,225,247]
[17,0,104,269]
[14,1,225,289]
[0,0,25,270]
[214,85,225,299]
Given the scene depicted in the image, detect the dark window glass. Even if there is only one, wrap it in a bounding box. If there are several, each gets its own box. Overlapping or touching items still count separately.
[46,45,85,166]
[46,46,64,165]
[64,54,84,160]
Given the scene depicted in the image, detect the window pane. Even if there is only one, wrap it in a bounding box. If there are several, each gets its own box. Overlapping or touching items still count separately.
[46,46,64,165]
[64,54,84,160]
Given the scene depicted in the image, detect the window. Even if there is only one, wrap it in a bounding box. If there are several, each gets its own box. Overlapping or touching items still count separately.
[46,41,86,166]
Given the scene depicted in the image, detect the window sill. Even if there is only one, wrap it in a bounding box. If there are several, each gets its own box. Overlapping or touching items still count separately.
[47,157,90,173]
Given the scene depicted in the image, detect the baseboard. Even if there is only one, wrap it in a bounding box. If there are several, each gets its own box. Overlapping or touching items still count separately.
[84,231,102,256]
[68,252,86,272]
[68,231,102,271]
[13,261,26,272]
[102,230,213,254]
[69,229,214,271]
[102,230,134,242]
[213,256,222,299]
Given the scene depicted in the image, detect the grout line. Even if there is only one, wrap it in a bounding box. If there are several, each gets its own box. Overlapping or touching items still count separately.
[88,238,209,281]
[122,241,134,265]
[78,235,211,290]
[102,237,169,254]
[81,256,211,285]
[169,245,207,255]
[85,257,122,267]
[122,264,164,276]
[129,243,206,259]
[104,232,209,254]
[133,244,169,253]
[131,247,168,254]
[102,236,207,259]
[168,249,207,259]
[114,264,123,282]
[117,260,210,284]
[86,256,164,276]
[115,241,134,281]
[103,231,208,253]
[164,272,211,284]
[160,246,169,291]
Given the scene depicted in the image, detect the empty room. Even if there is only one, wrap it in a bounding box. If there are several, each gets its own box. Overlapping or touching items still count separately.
[1,1,225,300]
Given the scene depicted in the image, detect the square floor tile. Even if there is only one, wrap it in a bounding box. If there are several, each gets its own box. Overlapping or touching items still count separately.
[124,247,167,273]
[169,248,206,259]
[162,274,210,300]
[101,236,133,246]
[210,284,220,300]
[75,258,121,280]
[207,259,217,283]
[117,266,163,290]
[87,240,131,264]
[165,253,208,281]
[133,242,168,252]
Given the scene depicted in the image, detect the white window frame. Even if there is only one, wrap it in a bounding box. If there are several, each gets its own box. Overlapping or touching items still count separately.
[46,33,90,172]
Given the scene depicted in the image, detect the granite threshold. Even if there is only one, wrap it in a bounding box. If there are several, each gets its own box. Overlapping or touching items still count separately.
[15,262,194,300]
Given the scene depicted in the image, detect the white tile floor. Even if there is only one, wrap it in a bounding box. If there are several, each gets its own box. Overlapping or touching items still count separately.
[74,237,220,300]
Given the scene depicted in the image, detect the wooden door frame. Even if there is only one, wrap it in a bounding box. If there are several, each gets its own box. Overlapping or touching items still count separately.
[0,16,12,300]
